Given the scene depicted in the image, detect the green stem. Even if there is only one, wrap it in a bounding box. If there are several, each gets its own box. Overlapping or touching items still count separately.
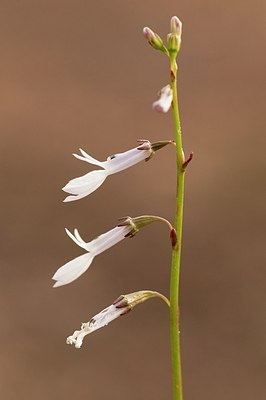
[170,60,185,400]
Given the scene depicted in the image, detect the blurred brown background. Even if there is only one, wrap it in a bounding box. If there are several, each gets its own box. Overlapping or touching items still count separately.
[0,1,265,399]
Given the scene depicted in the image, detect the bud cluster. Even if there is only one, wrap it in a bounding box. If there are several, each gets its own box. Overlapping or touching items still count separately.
[143,16,182,59]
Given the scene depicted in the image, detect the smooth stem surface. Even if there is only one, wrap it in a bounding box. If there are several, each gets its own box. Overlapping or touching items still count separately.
[170,61,185,400]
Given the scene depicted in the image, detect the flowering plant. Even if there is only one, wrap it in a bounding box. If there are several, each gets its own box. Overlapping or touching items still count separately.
[53,16,192,400]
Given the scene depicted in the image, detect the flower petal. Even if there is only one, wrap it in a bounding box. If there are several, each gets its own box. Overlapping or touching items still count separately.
[73,149,106,169]
[52,253,94,287]
[66,304,123,348]
[86,226,131,255]
[63,170,108,201]
[152,85,173,113]
[65,228,88,251]
[74,228,87,247]
[102,147,152,174]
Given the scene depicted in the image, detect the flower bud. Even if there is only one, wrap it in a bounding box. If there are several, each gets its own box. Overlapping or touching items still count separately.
[167,33,181,53]
[170,16,182,36]
[167,16,182,58]
[143,27,167,53]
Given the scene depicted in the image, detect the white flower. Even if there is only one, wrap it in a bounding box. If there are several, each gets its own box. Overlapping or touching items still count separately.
[52,225,131,287]
[62,142,153,202]
[66,291,170,348]
[152,85,173,113]
[53,214,175,287]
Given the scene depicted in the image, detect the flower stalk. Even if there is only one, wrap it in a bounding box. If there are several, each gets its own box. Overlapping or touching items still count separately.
[143,17,188,399]
[169,62,184,400]
[169,18,186,400]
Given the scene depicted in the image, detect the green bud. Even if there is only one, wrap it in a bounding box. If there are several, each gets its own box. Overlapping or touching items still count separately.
[167,33,181,53]
[143,27,168,54]
[167,16,182,59]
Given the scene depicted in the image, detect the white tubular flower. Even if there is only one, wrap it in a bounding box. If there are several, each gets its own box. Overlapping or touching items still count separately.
[152,85,173,113]
[62,142,153,202]
[66,291,170,348]
[53,214,175,287]
[52,225,132,288]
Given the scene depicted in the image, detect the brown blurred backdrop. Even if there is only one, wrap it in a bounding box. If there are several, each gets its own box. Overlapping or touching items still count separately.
[0,1,265,399]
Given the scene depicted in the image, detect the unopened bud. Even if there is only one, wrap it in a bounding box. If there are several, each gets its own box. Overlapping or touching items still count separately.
[170,16,182,36]
[167,16,182,58]
[143,27,168,53]
[167,33,181,53]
